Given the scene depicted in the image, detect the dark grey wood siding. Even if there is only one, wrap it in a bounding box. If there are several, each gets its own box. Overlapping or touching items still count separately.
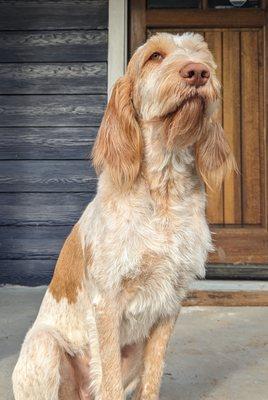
[0,0,108,285]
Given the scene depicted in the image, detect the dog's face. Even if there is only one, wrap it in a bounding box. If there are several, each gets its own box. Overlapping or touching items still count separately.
[93,33,235,190]
[130,33,220,121]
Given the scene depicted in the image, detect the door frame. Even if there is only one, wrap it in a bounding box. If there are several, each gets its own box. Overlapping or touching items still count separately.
[108,0,128,96]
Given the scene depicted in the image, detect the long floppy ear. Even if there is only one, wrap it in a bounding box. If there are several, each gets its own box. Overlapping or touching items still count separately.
[196,120,237,189]
[92,76,142,189]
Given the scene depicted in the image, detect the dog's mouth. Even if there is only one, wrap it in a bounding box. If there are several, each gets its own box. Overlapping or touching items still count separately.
[144,93,206,125]
[178,93,205,112]
[167,93,206,120]
[164,93,206,149]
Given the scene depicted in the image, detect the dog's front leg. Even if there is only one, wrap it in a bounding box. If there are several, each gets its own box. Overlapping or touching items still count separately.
[133,315,178,400]
[95,300,124,400]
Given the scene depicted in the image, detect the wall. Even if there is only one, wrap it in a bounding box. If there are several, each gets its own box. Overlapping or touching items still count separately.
[0,0,108,285]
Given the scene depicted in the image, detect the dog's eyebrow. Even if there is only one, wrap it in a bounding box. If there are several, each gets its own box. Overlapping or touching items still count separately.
[138,38,176,67]
[140,46,168,67]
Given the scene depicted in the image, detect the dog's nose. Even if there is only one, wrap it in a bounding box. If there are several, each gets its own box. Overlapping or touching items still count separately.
[179,63,210,87]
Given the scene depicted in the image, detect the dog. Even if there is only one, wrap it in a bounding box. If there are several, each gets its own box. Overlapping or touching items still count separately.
[13,32,235,400]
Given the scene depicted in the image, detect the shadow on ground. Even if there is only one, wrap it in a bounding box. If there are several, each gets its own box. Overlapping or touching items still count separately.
[0,286,267,400]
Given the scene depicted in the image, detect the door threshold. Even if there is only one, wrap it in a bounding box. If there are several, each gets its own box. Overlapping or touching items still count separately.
[183,280,268,306]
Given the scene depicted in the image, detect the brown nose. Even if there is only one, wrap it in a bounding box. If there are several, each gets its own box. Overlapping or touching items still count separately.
[179,63,210,87]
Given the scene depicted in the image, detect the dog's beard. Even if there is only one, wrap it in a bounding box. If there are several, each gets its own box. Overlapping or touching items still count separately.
[165,96,206,150]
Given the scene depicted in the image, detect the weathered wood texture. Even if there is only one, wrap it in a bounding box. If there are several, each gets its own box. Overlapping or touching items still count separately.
[0,0,108,30]
[0,160,96,192]
[0,226,70,260]
[0,63,107,94]
[0,0,108,285]
[0,95,106,126]
[0,193,92,226]
[0,31,107,62]
[0,260,55,286]
[0,127,97,159]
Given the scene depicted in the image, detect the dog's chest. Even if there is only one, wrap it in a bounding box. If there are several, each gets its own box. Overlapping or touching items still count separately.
[82,184,212,344]
[120,251,181,346]
[117,207,211,346]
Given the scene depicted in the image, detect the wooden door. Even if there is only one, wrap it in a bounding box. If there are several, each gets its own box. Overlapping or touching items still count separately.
[129,0,268,274]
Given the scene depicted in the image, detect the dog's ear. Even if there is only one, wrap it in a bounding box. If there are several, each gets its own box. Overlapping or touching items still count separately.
[92,75,142,189]
[195,120,237,189]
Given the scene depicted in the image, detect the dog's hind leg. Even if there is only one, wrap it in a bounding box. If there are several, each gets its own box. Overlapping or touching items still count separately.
[12,325,76,400]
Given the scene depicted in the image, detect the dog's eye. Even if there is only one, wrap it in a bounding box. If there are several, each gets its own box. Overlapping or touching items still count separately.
[149,52,164,62]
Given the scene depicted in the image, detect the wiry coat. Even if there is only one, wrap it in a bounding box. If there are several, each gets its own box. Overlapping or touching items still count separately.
[13,33,235,400]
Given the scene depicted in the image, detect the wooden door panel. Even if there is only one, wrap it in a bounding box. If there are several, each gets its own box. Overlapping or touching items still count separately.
[222,30,242,224]
[131,2,268,264]
[204,31,224,224]
[148,27,264,228]
[241,30,262,224]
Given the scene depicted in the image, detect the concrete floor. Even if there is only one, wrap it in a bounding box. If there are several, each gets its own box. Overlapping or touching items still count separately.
[0,286,268,400]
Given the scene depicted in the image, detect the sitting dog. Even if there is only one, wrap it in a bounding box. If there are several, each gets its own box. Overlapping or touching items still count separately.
[13,33,235,400]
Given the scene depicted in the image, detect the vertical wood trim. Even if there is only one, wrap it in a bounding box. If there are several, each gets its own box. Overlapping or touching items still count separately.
[202,0,208,9]
[258,28,266,229]
[223,31,242,224]
[205,31,224,224]
[241,31,261,224]
[261,16,268,228]
[261,0,267,9]
[108,0,128,96]
[129,0,146,56]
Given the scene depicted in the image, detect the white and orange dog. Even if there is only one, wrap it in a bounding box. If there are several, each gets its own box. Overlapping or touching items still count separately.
[13,33,235,400]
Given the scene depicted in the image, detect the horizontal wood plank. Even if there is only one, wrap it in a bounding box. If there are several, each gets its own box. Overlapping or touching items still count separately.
[0,30,107,62]
[0,260,55,286]
[0,192,93,226]
[0,63,107,94]
[206,264,268,280]
[0,225,70,259]
[209,228,268,264]
[0,95,106,127]
[0,0,108,30]
[183,290,268,306]
[0,160,97,192]
[0,127,97,159]
[146,9,265,28]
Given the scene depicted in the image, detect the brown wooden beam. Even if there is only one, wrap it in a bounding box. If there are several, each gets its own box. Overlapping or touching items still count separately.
[209,228,268,264]
[206,264,268,280]
[129,0,146,55]
[183,290,268,306]
[146,9,265,28]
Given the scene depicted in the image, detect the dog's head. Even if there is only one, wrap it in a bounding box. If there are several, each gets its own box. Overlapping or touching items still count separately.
[93,32,236,189]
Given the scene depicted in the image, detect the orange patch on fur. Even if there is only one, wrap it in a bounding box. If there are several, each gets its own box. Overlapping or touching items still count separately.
[196,120,237,189]
[49,225,92,304]
[92,75,142,190]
